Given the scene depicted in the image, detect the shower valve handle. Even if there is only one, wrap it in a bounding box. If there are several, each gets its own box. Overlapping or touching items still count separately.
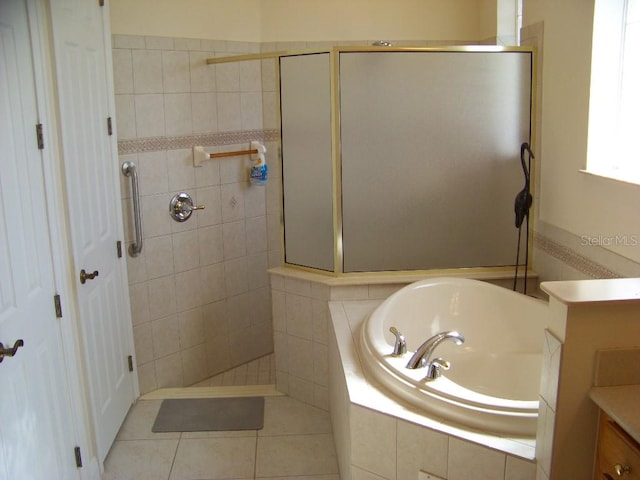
[170,192,204,222]
[185,203,205,211]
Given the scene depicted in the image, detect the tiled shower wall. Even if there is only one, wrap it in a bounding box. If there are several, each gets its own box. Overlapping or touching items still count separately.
[112,35,279,394]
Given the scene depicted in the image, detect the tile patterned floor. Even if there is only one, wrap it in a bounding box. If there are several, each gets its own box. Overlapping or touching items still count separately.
[191,354,275,387]
[102,394,339,480]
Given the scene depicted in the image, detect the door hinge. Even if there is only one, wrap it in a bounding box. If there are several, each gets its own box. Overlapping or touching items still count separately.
[36,123,44,150]
[74,446,83,468]
[127,355,134,372]
[53,294,63,318]
[107,117,113,136]
[116,240,122,258]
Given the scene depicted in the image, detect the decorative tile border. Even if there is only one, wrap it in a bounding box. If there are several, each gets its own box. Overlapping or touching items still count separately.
[534,232,621,279]
[118,134,623,283]
[118,129,280,155]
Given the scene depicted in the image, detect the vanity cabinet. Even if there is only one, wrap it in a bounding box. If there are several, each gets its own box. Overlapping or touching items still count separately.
[595,411,640,480]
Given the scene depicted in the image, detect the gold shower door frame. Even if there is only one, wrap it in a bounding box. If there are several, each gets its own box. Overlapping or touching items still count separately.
[206,45,538,278]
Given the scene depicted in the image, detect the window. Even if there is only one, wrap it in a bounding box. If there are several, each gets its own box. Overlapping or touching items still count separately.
[517,0,523,45]
[587,0,640,183]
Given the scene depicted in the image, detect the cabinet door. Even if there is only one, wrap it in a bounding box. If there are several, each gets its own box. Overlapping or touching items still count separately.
[595,412,640,480]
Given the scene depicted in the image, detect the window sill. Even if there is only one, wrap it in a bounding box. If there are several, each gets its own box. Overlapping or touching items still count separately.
[579,168,640,187]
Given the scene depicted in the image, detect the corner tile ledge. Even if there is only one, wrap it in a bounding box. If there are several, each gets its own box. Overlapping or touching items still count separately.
[541,278,640,305]
[269,266,536,287]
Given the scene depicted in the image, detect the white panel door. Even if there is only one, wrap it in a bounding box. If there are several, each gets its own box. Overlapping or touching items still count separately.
[48,0,136,462]
[0,0,79,477]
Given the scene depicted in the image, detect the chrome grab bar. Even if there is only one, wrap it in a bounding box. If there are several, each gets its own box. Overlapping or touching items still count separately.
[121,161,143,257]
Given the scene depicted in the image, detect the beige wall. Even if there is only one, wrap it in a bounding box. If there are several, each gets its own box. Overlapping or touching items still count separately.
[524,0,640,265]
[109,0,263,42]
[109,0,495,43]
[110,0,640,273]
[260,0,493,42]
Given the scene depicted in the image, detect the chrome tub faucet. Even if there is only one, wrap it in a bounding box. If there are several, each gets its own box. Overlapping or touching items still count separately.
[405,331,465,380]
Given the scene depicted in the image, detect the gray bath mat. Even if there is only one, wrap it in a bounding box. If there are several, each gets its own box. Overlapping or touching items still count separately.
[152,397,264,432]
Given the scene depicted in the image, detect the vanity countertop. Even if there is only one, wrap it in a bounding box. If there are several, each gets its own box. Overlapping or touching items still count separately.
[590,384,640,444]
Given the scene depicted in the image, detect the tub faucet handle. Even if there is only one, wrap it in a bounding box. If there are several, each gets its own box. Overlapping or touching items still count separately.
[389,326,406,356]
[425,358,450,381]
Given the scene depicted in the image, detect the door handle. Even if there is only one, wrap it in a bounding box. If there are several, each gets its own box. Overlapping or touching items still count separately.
[80,269,99,284]
[0,339,24,363]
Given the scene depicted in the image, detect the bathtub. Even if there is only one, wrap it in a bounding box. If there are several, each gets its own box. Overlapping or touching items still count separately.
[359,277,547,437]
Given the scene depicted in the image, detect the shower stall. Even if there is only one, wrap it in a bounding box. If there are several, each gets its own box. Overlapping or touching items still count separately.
[279,46,535,275]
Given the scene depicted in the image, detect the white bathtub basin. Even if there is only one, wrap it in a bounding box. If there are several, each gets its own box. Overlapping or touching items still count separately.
[359,277,548,436]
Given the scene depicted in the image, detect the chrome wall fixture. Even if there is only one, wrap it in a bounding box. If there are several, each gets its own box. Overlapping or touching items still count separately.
[121,161,143,257]
[169,192,204,222]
